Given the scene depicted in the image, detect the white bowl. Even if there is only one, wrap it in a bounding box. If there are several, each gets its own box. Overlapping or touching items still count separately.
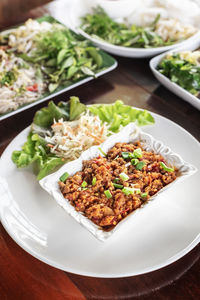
[150,39,200,110]
[68,0,200,58]
[40,123,197,242]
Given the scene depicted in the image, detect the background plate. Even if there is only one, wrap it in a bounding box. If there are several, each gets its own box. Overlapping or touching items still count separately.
[0,111,200,278]
[0,16,117,121]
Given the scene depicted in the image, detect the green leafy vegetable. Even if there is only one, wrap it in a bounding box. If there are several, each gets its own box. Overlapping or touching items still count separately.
[158,53,200,96]
[81,7,173,48]
[89,100,155,131]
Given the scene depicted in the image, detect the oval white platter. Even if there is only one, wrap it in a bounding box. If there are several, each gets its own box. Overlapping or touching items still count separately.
[0,111,200,278]
[68,0,200,58]
[150,39,200,110]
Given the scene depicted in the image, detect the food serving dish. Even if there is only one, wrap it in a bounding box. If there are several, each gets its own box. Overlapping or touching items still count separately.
[68,0,200,58]
[150,39,200,110]
[40,122,196,241]
[0,16,117,121]
[0,107,199,277]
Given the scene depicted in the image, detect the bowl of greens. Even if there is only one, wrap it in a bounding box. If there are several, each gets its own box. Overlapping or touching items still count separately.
[69,0,200,58]
[150,39,200,110]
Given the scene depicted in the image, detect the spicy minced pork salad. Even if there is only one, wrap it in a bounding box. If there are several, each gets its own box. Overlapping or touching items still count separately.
[0,17,106,114]
[59,141,177,230]
[158,50,200,96]
[80,6,197,48]
[12,97,155,180]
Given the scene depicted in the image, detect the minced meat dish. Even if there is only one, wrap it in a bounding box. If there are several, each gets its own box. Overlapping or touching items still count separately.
[59,142,177,231]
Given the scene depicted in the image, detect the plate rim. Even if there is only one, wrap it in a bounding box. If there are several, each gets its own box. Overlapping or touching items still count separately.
[0,108,200,278]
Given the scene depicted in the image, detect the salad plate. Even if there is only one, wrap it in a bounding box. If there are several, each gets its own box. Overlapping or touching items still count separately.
[0,105,199,278]
[68,0,200,58]
[0,16,117,121]
[150,39,200,110]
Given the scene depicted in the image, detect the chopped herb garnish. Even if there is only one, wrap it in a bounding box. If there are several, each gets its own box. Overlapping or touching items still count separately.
[104,189,112,199]
[114,178,119,183]
[133,148,143,158]
[141,192,148,199]
[59,172,69,182]
[135,161,145,170]
[160,162,174,172]
[81,180,88,188]
[113,183,123,189]
[131,158,139,166]
[98,147,107,157]
[121,152,130,159]
[92,177,96,186]
[119,172,129,181]
[122,187,141,196]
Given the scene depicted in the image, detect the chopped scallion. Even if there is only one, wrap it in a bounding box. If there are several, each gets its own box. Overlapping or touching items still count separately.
[98,147,107,157]
[160,162,174,172]
[104,190,112,199]
[135,161,145,170]
[114,178,119,183]
[131,158,139,166]
[122,187,141,196]
[113,183,123,189]
[119,172,129,181]
[133,148,142,158]
[81,181,87,188]
[121,152,129,159]
[92,177,96,186]
[141,192,148,198]
[59,172,69,182]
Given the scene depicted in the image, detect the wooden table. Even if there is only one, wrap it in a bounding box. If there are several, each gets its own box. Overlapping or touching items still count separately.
[0,1,200,299]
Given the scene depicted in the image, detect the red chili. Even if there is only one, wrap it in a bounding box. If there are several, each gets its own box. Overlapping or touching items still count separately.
[27,83,38,92]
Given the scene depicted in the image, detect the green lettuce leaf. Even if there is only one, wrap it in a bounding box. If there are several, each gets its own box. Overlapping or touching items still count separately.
[88,100,155,132]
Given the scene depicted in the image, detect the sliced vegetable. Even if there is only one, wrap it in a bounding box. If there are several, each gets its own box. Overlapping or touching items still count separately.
[81,181,88,188]
[119,172,129,181]
[135,161,145,170]
[59,172,69,182]
[141,192,148,199]
[131,158,139,166]
[92,177,96,186]
[160,162,174,172]
[121,152,129,159]
[98,147,107,157]
[133,148,142,158]
[122,187,141,196]
[113,183,123,189]
[104,190,112,199]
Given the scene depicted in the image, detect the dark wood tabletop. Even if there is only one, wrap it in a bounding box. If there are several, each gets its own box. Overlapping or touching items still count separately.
[0,1,200,299]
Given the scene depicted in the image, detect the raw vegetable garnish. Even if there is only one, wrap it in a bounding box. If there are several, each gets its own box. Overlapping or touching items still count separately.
[158,51,200,96]
[12,98,155,179]
[80,7,196,48]
[0,18,105,114]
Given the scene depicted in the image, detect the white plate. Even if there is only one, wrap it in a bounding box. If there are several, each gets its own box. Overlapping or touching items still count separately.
[68,0,200,58]
[150,40,200,110]
[0,112,200,278]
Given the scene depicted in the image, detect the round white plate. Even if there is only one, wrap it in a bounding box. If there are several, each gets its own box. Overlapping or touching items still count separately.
[68,0,200,58]
[0,112,200,278]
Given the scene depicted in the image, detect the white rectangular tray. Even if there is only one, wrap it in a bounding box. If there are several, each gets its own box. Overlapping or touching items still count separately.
[40,123,197,242]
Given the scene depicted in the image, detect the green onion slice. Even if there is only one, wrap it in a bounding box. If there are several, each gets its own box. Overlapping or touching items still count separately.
[98,147,107,157]
[81,181,88,188]
[122,187,141,196]
[141,192,148,198]
[131,158,139,166]
[59,172,69,182]
[133,148,142,158]
[119,172,129,181]
[135,161,145,170]
[121,152,130,159]
[113,183,123,189]
[104,190,112,199]
[160,162,174,172]
[114,178,119,183]
[92,177,96,186]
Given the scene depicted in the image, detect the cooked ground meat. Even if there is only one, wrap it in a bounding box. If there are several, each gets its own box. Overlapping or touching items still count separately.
[59,141,178,231]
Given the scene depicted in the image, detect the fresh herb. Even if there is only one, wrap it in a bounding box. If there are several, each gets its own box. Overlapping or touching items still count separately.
[0,70,17,86]
[104,189,112,199]
[59,172,69,182]
[131,158,139,166]
[122,187,141,196]
[119,172,129,181]
[81,7,172,48]
[92,176,96,186]
[133,148,142,158]
[160,162,174,172]
[121,152,130,159]
[141,192,148,199]
[135,161,145,170]
[158,53,200,96]
[81,181,88,188]
[113,183,123,189]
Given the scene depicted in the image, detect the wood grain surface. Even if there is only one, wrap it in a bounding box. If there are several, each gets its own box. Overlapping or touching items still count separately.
[0,1,200,299]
